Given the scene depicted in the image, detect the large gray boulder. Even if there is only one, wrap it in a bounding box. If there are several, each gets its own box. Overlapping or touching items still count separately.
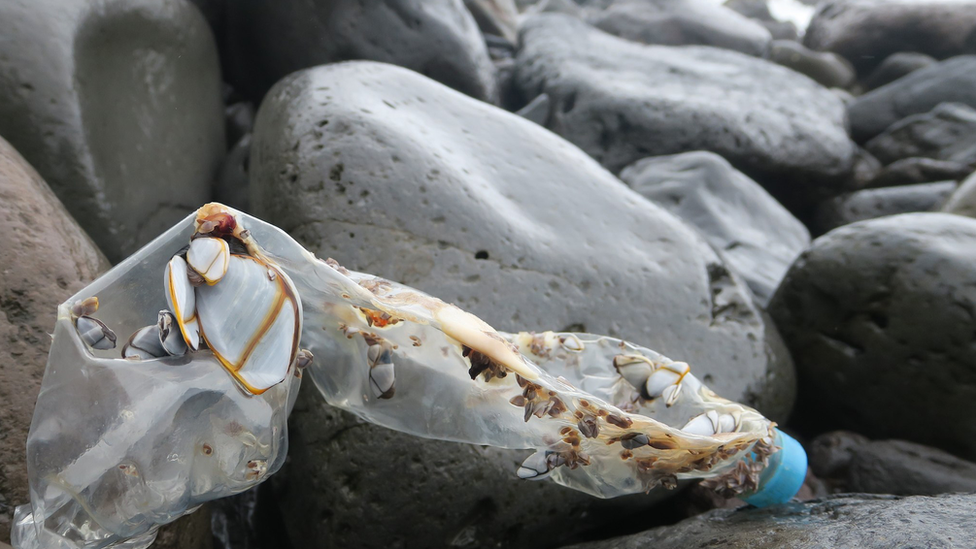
[582,0,771,57]
[224,0,497,102]
[814,181,957,233]
[768,40,855,89]
[769,213,976,461]
[619,151,809,306]
[861,52,937,92]
[562,493,976,548]
[864,103,976,167]
[804,0,976,76]
[0,0,224,263]
[249,61,795,548]
[847,56,976,143]
[942,171,976,218]
[513,14,855,198]
[868,157,972,189]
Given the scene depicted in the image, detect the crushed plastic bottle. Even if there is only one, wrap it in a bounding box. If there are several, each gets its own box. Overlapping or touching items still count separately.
[12,204,805,549]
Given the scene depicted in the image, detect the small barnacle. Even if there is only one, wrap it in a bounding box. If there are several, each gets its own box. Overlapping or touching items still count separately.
[70,296,99,317]
[246,459,268,481]
[76,315,117,350]
[620,433,649,450]
[559,334,584,352]
[463,345,508,381]
[577,416,599,439]
[606,414,633,429]
[510,395,527,407]
[409,335,422,347]
[647,438,678,450]
[200,443,214,457]
[546,396,567,417]
[359,307,400,328]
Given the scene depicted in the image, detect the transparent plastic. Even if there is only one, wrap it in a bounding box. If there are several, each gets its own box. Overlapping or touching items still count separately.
[13,204,778,549]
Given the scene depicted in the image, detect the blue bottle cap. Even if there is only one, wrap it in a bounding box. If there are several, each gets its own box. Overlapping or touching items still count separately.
[739,429,807,507]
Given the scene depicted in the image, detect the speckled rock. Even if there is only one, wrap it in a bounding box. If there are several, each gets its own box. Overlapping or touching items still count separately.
[250,61,796,547]
[0,0,225,263]
[804,0,976,76]
[224,0,497,103]
[465,0,520,44]
[619,151,809,306]
[814,181,957,233]
[0,136,109,540]
[810,432,976,496]
[847,56,976,143]
[770,213,976,460]
[582,0,771,56]
[868,157,972,189]
[862,52,937,92]
[864,103,976,167]
[514,14,855,196]
[561,493,976,549]
[769,40,855,89]
[942,171,976,218]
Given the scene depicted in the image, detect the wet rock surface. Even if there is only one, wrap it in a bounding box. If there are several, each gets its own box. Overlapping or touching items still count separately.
[848,56,976,143]
[804,0,976,76]
[942,171,976,217]
[561,493,976,549]
[0,0,225,263]
[514,14,855,194]
[864,103,976,167]
[867,157,972,189]
[861,52,937,92]
[770,213,976,460]
[224,0,497,103]
[582,0,771,56]
[768,40,855,89]
[249,60,795,547]
[813,181,957,233]
[619,151,809,306]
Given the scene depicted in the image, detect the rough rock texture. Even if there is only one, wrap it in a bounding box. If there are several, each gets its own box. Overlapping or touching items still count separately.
[868,157,972,189]
[619,151,809,306]
[154,506,214,549]
[582,0,771,56]
[942,171,976,218]
[769,213,976,460]
[804,0,976,76]
[814,181,957,233]
[811,432,976,496]
[848,56,976,143]
[769,40,855,89]
[465,0,519,44]
[250,61,796,547]
[0,136,110,540]
[224,0,497,102]
[864,103,976,167]
[562,493,976,549]
[0,0,225,263]
[862,52,937,92]
[514,14,856,199]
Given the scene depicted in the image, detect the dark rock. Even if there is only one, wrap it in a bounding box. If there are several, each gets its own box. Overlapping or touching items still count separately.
[249,60,796,546]
[561,493,976,548]
[761,20,798,41]
[810,432,976,496]
[0,0,225,262]
[515,93,551,126]
[769,40,855,89]
[769,213,976,460]
[862,52,938,92]
[942,170,976,218]
[582,0,771,56]
[225,101,255,149]
[154,506,214,549]
[814,181,957,233]
[868,157,972,189]
[804,0,976,76]
[847,147,881,189]
[847,56,976,143]
[864,103,976,167]
[213,134,251,212]
[224,0,497,103]
[514,14,855,194]
[619,151,809,306]
[465,0,520,45]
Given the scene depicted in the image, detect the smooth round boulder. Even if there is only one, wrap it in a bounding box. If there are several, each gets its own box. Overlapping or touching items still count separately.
[864,103,976,167]
[223,0,497,103]
[814,181,957,233]
[770,213,976,460]
[861,52,937,92]
[250,61,795,547]
[0,0,225,262]
[514,14,855,199]
[868,157,972,189]
[941,171,976,218]
[768,40,855,89]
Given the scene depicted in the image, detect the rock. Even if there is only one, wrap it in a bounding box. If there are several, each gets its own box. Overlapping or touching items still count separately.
[154,506,214,549]
[862,52,937,92]
[213,134,251,212]
[769,213,976,460]
[524,0,584,17]
[810,432,976,496]
[942,171,976,218]
[847,56,976,143]
[723,1,798,40]
[814,181,957,233]
[225,101,255,149]
[619,151,809,306]
[465,0,520,45]
[769,40,855,89]
[561,493,976,548]
[0,135,109,540]
[0,0,225,263]
[224,0,497,103]
[582,0,771,57]
[514,14,855,196]
[250,61,796,546]
[804,0,976,76]
[868,157,972,189]
[515,93,551,126]
[761,20,799,41]
[864,103,976,167]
